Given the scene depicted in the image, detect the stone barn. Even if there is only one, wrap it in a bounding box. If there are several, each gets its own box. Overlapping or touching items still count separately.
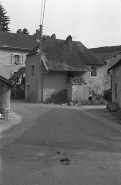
[0,75,13,118]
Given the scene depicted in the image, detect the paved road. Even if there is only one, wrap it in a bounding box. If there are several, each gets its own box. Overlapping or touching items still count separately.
[1,102,121,185]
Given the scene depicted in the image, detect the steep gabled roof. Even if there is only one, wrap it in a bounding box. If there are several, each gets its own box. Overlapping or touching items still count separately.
[0,31,38,51]
[0,75,13,86]
[27,38,104,72]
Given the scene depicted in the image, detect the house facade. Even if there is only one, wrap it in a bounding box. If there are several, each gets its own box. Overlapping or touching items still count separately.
[90,45,121,91]
[0,75,13,118]
[108,54,121,108]
[0,31,38,79]
[25,35,104,103]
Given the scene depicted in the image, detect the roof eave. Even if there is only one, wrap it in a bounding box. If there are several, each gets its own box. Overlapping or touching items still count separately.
[0,46,32,52]
[108,59,121,72]
[0,75,13,86]
[46,68,90,72]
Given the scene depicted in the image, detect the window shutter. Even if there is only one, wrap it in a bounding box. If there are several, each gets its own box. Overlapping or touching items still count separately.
[19,54,23,65]
[11,54,14,64]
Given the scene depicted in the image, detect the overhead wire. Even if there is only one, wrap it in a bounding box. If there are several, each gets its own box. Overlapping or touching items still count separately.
[42,0,47,26]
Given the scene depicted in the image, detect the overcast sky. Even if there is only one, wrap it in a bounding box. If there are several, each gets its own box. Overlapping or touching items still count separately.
[2,0,121,48]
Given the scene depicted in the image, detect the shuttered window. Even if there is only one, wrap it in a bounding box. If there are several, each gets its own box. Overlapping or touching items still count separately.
[11,54,23,65]
[11,54,14,64]
[19,54,23,64]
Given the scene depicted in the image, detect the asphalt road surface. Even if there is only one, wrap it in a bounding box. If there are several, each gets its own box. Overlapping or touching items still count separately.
[1,101,121,185]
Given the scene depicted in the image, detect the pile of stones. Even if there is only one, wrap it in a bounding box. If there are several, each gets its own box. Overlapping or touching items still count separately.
[45,89,69,105]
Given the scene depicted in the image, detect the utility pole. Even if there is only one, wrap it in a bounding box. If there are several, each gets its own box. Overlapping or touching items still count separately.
[38,24,43,103]
[38,0,46,103]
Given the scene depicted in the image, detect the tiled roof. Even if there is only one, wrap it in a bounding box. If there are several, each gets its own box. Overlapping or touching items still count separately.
[27,38,104,72]
[108,54,121,72]
[90,45,121,61]
[90,45,121,54]
[0,31,38,51]
[76,42,104,65]
[0,75,13,86]
[10,67,25,79]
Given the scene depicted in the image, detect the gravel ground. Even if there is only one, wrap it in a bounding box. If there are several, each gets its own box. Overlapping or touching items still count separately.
[87,108,121,125]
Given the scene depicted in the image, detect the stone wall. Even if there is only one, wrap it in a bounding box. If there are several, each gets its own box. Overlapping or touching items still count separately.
[25,54,39,102]
[112,64,121,108]
[43,71,67,102]
[0,80,11,118]
[67,82,89,102]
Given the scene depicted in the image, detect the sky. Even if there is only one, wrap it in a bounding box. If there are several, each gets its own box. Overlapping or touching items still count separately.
[2,0,121,48]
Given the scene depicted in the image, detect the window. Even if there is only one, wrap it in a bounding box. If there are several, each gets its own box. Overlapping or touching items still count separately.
[11,54,23,65]
[14,55,19,64]
[91,67,97,77]
[32,65,34,76]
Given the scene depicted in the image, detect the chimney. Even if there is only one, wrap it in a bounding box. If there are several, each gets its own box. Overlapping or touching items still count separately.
[36,29,40,42]
[66,35,72,46]
[51,34,56,39]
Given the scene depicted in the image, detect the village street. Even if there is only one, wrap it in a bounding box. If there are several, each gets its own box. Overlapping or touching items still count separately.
[1,101,121,185]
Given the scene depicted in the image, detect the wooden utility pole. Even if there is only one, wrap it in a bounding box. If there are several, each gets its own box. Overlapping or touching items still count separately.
[38,0,46,103]
[38,24,43,103]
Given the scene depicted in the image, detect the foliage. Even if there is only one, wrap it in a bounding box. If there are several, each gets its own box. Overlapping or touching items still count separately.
[0,4,10,31]
[16,28,29,35]
[22,28,29,35]
[16,29,22,34]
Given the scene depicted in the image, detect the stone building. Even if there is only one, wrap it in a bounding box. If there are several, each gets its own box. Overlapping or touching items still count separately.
[0,31,38,79]
[25,35,104,103]
[0,75,13,118]
[108,54,121,108]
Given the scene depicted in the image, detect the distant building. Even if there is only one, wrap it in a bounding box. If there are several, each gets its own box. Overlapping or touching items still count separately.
[90,45,121,91]
[0,31,38,79]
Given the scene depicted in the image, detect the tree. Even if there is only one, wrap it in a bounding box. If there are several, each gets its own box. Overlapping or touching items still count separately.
[22,28,29,35]
[16,28,29,35]
[0,4,10,31]
[16,29,22,34]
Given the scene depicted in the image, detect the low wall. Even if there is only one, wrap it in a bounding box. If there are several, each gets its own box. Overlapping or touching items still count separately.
[67,82,89,102]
